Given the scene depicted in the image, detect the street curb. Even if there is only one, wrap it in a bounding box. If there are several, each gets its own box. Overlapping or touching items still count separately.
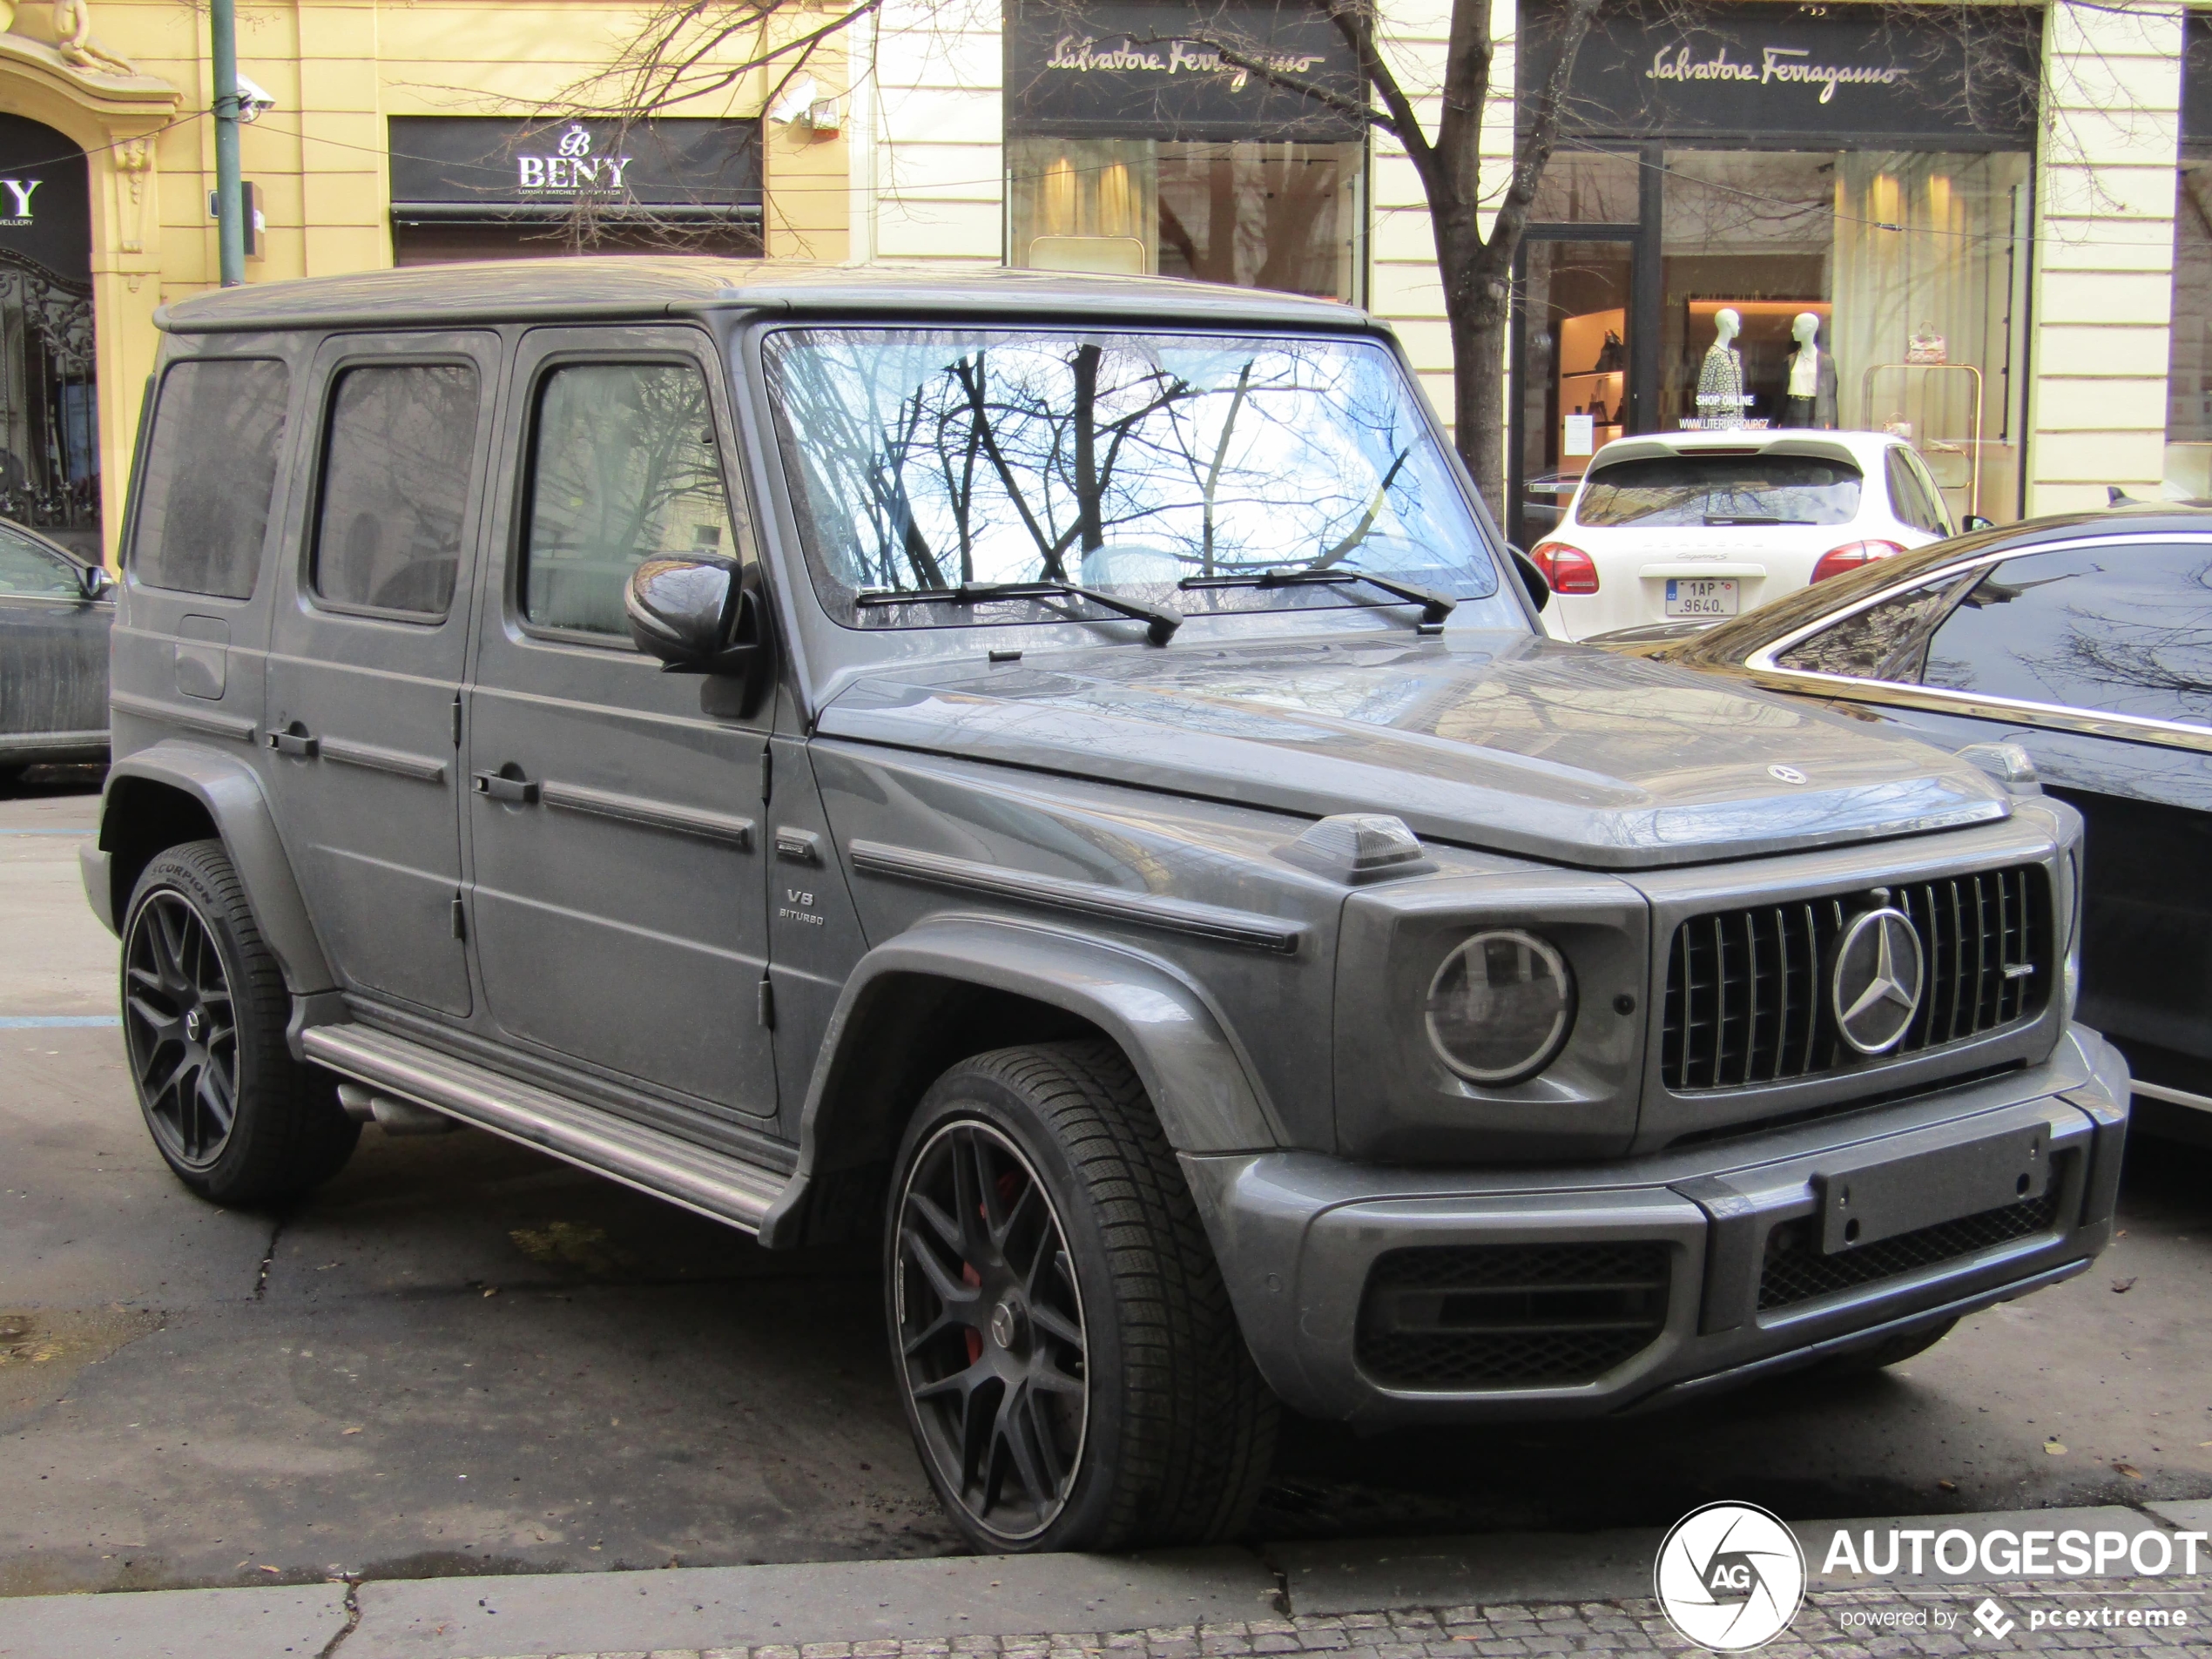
[1,1503,2206,1659]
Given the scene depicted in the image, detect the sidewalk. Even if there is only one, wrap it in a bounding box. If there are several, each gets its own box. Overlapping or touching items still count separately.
[3,1501,2207,1659]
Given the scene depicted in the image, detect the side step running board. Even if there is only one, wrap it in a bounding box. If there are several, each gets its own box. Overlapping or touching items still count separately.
[300,1024,790,1233]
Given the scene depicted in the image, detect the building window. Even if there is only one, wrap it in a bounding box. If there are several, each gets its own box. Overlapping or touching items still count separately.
[1002,0,1368,300]
[1008,137,1363,298]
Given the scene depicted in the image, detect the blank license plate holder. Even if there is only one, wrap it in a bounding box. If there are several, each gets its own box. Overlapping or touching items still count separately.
[1664,577,1738,617]
[1814,1121,2053,1255]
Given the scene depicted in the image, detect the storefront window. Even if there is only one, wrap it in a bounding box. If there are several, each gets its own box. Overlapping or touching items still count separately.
[1008,137,1361,296]
[1003,0,1368,301]
[0,116,98,558]
[2168,163,2212,496]
[1510,1,2043,541]
[1660,150,2030,523]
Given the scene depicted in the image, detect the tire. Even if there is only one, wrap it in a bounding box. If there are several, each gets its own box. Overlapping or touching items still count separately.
[1816,1317,1959,1379]
[120,839,359,1204]
[884,1039,1278,1552]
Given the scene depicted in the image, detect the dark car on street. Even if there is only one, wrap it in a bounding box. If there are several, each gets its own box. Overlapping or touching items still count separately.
[84,261,2127,1554]
[0,515,111,782]
[1594,507,2212,1145]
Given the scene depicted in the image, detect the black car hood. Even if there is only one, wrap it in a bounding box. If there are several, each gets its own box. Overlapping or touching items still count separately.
[817,632,2009,869]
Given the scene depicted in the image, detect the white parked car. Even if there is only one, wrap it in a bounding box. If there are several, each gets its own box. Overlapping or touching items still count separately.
[1528,428,1966,641]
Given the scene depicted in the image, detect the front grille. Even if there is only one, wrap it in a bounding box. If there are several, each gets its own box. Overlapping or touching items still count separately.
[1757,1183,2064,1312]
[1356,1242,1670,1389]
[1662,866,2049,1092]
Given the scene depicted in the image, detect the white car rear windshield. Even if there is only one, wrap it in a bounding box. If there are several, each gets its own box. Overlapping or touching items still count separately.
[1575,455,1863,529]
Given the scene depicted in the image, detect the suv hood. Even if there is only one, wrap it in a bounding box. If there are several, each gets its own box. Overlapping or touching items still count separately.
[817,632,2008,869]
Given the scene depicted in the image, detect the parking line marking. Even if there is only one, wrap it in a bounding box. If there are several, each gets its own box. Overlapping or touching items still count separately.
[0,1015,121,1028]
[0,828,85,835]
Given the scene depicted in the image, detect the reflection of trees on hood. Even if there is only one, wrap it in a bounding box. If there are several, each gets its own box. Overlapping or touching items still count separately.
[765,332,1428,594]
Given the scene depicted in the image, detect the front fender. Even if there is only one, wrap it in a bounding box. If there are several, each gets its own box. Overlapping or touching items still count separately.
[758,915,1282,1247]
[99,740,335,995]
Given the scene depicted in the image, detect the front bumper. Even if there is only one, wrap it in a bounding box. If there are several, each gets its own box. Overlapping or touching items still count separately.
[1185,1027,2128,1427]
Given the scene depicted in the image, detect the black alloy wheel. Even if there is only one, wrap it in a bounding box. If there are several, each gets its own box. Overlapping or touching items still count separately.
[886,1042,1277,1554]
[893,1116,1089,1542]
[119,840,359,1204]
[124,887,240,1169]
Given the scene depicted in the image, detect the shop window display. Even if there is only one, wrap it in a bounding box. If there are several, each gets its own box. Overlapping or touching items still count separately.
[2168,160,2212,497]
[1658,149,2028,523]
[1007,137,1364,299]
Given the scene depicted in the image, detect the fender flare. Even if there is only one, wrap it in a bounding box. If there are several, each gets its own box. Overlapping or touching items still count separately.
[758,915,1282,1246]
[100,740,336,995]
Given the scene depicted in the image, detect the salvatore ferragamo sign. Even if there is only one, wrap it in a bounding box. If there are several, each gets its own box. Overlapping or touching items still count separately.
[1523,0,2040,144]
[1642,42,1905,104]
[1008,0,1366,142]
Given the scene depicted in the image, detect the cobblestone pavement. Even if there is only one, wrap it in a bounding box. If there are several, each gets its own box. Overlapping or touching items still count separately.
[448,1581,2212,1659]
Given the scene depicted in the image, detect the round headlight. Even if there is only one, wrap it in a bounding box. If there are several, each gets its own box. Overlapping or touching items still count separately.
[1424,929,1577,1085]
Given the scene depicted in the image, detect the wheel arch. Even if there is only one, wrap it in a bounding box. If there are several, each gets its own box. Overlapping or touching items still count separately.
[96,741,335,995]
[758,916,1282,1248]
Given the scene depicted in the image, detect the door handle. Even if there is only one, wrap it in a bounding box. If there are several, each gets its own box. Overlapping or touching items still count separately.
[266,727,319,759]
[473,770,540,805]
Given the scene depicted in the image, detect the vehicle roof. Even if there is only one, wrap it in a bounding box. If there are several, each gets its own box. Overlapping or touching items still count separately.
[1585,426,1904,470]
[155,258,1379,335]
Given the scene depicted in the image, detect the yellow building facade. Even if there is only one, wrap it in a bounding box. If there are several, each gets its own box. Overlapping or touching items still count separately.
[0,0,846,564]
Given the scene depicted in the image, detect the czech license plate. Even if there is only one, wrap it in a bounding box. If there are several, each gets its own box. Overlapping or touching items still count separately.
[1665,577,1738,617]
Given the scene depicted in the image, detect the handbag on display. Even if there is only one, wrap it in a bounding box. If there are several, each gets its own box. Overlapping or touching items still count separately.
[1592,330,1625,374]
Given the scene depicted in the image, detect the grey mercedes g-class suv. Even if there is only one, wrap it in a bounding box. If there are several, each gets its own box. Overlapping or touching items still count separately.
[86,260,2125,1554]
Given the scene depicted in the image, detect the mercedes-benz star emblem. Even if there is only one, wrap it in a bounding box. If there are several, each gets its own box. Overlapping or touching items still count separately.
[1768,764,1809,785]
[1830,907,1925,1055]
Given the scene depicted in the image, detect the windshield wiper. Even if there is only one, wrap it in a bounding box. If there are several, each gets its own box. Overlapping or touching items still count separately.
[1703,514,1813,526]
[854,580,1182,645]
[1180,568,1457,626]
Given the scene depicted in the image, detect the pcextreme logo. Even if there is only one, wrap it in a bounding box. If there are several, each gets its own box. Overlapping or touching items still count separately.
[1654,1501,1808,1650]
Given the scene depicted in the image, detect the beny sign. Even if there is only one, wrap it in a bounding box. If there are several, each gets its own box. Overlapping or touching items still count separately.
[515,124,635,194]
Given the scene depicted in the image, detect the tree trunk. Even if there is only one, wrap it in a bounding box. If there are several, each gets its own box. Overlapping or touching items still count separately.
[1448,280,1511,528]
[1432,206,1512,526]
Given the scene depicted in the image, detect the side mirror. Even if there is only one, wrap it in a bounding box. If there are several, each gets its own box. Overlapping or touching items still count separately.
[79,563,113,600]
[1961,514,1995,532]
[1508,545,1551,613]
[625,553,772,714]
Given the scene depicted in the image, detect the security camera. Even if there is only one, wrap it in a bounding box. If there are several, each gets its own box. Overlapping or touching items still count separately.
[234,72,276,123]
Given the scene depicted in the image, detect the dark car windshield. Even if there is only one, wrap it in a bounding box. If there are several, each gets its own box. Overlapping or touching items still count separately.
[1575,454,1863,528]
[760,327,1517,631]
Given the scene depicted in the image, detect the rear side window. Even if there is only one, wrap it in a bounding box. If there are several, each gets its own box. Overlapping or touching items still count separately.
[1885,448,1949,536]
[132,358,290,599]
[1575,454,1862,528]
[1924,543,2212,725]
[520,361,736,637]
[310,363,480,617]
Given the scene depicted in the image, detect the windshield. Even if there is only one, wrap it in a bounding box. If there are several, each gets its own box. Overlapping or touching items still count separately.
[759,327,1516,631]
[1575,454,1863,528]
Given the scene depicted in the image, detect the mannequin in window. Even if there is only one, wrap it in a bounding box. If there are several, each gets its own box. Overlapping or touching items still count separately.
[1783,311,1838,429]
[1696,308,1746,429]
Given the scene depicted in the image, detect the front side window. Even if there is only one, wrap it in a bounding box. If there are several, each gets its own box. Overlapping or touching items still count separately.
[1575,454,1862,529]
[0,528,78,597]
[761,327,1514,631]
[1923,544,2212,725]
[132,358,290,600]
[520,362,738,637]
[311,362,480,617]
